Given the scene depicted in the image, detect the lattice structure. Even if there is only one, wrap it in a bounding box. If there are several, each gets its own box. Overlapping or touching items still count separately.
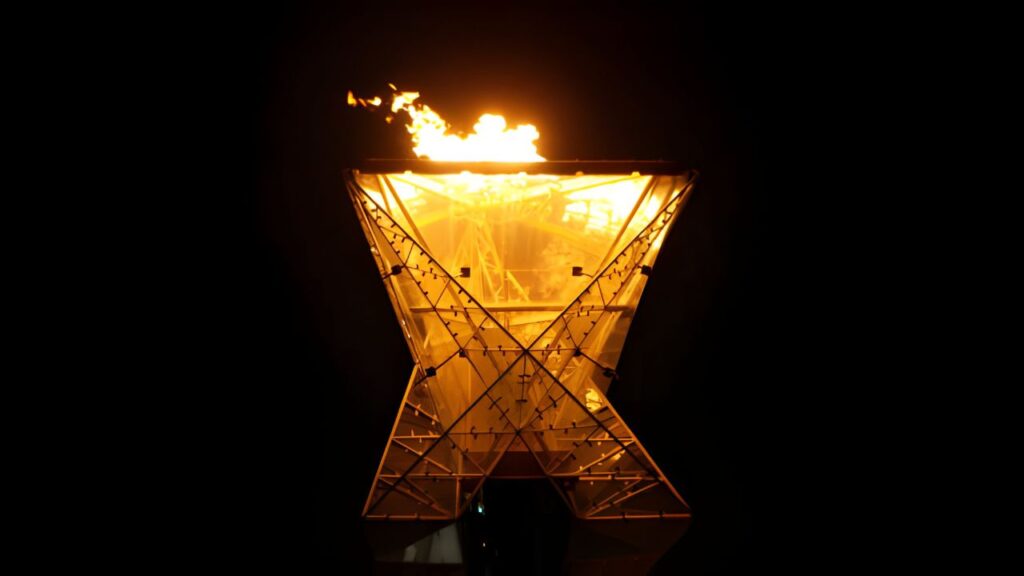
[346,161,697,521]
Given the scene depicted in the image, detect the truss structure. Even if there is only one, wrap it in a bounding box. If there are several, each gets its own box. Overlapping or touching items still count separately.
[345,161,697,521]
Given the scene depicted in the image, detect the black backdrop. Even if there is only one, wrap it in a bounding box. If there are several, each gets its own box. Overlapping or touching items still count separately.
[149,1,867,573]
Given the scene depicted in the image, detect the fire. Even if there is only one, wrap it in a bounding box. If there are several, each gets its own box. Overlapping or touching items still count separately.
[348,86,545,162]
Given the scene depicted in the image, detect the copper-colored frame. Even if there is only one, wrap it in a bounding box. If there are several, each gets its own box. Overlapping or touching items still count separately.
[346,161,697,522]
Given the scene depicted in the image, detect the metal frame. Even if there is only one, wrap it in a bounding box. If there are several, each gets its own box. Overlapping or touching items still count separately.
[346,162,698,521]
[354,159,690,175]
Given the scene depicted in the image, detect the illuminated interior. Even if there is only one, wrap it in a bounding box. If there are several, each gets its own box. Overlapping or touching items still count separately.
[347,164,696,521]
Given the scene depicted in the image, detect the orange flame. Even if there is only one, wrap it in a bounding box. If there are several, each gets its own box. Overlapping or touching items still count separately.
[348,86,545,162]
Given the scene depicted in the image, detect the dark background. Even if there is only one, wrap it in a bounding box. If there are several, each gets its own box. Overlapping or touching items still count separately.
[149,1,868,573]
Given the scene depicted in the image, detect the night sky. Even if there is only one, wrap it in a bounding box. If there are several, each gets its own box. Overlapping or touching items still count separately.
[153,1,866,573]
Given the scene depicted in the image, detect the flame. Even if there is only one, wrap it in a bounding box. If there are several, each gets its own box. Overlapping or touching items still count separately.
[349,86,545,162]
[347,91,382,108]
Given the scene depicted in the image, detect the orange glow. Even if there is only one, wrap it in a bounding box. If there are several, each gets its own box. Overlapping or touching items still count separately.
[349,86,545,162]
